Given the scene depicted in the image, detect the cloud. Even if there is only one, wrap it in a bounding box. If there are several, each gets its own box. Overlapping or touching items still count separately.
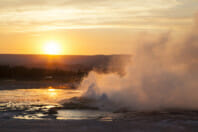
[0,0,197,32]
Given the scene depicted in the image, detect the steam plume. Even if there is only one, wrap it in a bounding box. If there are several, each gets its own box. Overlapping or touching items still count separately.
[79,15,198,111]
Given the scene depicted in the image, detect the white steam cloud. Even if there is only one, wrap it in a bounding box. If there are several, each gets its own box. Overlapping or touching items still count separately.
[79,15,198,111]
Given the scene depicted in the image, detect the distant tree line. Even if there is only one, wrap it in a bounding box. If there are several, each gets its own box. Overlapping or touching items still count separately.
[0,65,88,82]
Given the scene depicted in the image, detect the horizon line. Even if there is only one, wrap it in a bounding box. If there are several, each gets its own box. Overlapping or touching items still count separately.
[0,53,131,56]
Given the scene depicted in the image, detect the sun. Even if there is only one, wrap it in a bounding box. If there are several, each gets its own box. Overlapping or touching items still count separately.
[43,41,62,55]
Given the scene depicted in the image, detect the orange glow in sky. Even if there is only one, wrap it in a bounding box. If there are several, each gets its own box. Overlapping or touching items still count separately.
[0,0,197,55]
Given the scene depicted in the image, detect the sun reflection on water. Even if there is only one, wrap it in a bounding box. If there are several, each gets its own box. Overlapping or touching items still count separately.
[47,88,57,98]
[48,88,55,92]
[48,91,57,97]
[0,88,82,103]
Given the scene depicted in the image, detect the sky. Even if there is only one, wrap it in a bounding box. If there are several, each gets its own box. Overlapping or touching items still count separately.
[0,0,198,55]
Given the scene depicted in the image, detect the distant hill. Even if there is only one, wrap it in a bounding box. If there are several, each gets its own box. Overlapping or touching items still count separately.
[0,54,131,72]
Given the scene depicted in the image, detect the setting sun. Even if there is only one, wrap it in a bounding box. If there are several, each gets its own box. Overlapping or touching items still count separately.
[43,41,62,55]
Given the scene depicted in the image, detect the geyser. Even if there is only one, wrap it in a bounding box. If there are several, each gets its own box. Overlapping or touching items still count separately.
[79,15,198,111]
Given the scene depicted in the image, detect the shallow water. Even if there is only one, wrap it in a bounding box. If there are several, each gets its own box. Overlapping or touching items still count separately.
[0,88,116,120]
[57,110,117,121]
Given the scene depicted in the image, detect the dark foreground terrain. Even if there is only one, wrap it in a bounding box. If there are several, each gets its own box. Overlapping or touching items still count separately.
[1,117,198,132]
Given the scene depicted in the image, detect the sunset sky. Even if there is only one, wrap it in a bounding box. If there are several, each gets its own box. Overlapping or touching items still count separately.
[0,0,198,55]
